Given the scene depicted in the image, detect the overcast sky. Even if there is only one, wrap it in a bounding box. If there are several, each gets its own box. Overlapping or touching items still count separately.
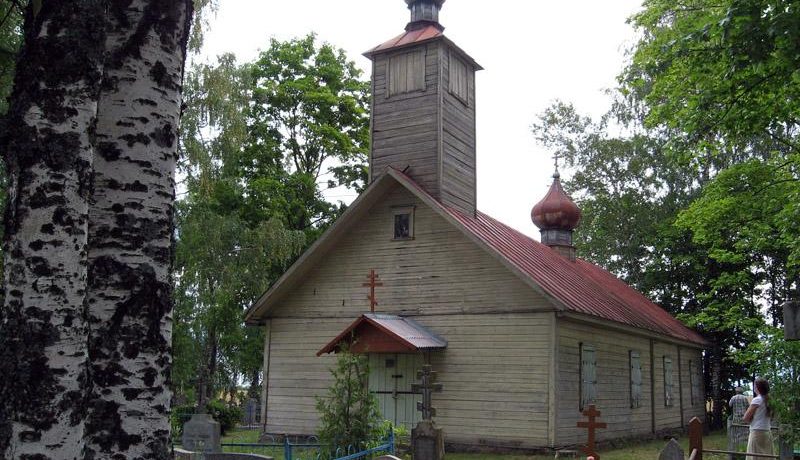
[198,0,643,238]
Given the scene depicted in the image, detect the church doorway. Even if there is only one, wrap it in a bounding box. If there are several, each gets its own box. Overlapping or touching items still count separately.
[368,353,423,430]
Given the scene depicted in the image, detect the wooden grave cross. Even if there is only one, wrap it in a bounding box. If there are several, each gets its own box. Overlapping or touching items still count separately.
[577,404,606,460]
[411,364,443,421]
[362,269,383,312]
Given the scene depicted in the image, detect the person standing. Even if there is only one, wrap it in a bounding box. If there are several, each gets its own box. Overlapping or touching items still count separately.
[743,378,773,460]
[729,386,751,452]
[730,386,750,422]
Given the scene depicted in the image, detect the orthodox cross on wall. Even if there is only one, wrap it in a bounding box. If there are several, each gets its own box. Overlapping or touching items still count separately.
[411,364,443,421]
[577,404,607,459]
[362,269,383,312]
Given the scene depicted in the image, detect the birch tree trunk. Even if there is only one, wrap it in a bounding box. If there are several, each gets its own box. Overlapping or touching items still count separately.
[83,1,192,458]
[0,2,106,459]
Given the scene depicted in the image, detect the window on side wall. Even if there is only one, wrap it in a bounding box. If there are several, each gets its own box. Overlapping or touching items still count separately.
[392,206,415,240]
[689,359,699,406]
[630,351,642,409]
[664,356,674,407]
[580,343,597,411]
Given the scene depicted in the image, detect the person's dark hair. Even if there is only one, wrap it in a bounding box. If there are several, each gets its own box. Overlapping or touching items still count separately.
[755,378,772,417]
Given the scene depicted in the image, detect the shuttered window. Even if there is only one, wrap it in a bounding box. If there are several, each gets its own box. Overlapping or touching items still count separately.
[449,51,469,104]
[630,351,642,408]
[580,344,597,410]
[388,50,426,97]
[664,356,674,407]
[689,360,699,406]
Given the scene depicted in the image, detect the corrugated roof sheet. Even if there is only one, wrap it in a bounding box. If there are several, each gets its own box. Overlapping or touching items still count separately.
[391,169,707,346]
[317,313,447,356]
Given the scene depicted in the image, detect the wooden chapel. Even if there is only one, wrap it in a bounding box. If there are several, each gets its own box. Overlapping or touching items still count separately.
[245,0,707,450]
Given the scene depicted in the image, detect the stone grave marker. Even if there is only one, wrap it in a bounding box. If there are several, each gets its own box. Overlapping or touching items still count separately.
[182,412,221,453]
[658,438,684,460]
[245,398,259,426]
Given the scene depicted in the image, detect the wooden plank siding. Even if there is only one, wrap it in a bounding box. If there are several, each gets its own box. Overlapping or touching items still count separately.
[556,320,704,445]
[370,43,442,196]
[556,320,654,444]
[440,46,477,216]
[261,185,554,447]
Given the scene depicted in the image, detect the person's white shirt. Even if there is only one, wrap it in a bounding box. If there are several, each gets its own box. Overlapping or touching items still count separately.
[747,395,771,431]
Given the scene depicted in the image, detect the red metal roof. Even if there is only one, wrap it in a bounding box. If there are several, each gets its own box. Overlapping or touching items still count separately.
[317,314,447,356]
[364,24,444,57]
[390,169,707,346]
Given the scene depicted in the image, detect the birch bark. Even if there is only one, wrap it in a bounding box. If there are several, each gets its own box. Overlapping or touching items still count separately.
[0,2,105,459]
[82,1,192,458]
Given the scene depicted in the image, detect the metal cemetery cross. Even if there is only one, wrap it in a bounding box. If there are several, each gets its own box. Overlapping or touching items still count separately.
[577,404,607,460]
[363,269,383,312]
[411,364,443,421]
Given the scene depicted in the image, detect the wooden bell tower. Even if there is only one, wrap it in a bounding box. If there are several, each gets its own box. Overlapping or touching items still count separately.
[364,0,482,216]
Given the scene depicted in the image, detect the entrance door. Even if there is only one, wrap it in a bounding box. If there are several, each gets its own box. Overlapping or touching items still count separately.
[368,353,423,430]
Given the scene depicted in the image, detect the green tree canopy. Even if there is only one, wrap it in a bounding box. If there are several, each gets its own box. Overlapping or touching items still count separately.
[246,33,370,235]
[623,0,800,154]
[173,36,371,402]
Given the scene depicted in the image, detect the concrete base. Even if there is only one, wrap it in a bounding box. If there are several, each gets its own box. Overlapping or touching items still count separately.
[412,420,445,460]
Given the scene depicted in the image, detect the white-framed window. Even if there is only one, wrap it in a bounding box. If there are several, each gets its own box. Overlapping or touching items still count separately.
[388,49,426,97]
[580,343,597,410]
[392,206,415,240]
[448,50,469,104]
[664,356,674,407]
[630,350,642,409]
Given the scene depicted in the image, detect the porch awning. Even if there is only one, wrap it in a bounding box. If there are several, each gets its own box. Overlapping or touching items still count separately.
[316,314,447,356]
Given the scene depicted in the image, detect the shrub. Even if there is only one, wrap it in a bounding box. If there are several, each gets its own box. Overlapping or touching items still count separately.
[171,403,196,438]
[316,348,382,457]
[206,399,243,435]
[170,400,243,437]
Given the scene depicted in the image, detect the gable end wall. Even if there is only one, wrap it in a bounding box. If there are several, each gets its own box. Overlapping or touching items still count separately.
[262,185,554,448]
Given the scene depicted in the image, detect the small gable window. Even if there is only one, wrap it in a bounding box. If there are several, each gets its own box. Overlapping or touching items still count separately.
[392,206,415,240]
[630,350,642,409]
[580,343,597,411]
[664,356,674,407]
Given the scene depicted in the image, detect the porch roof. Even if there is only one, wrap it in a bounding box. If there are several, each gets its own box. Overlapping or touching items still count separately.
[316,314,447,356]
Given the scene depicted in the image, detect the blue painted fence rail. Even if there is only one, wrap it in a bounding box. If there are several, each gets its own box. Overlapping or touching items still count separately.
[219,430,394,460]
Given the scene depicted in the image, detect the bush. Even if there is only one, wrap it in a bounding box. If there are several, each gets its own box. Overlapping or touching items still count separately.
[316,349,382,457]
[171,403,196,438]
[170,400,243,437]
[206,399,243,435]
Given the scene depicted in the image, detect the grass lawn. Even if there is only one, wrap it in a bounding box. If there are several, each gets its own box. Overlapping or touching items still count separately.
[220,429,732,460]
[445,430,729,460]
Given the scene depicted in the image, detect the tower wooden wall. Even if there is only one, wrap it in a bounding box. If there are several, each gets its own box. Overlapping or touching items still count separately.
[368,40,479,216]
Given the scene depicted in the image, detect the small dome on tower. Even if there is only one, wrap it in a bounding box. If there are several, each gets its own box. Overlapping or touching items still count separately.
[531,171,581,231]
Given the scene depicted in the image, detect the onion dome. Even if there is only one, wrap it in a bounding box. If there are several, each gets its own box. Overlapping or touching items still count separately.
[531,170,581,231]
